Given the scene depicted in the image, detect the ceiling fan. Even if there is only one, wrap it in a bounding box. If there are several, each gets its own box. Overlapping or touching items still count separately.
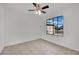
[28,3,49,15]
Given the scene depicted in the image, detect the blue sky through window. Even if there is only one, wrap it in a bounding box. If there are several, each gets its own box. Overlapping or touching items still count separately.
[47,19,53,25]
[47,16,64,27]
[54,16,64,27]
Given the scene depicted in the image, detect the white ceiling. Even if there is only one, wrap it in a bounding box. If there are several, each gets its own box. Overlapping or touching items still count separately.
[2,3,79,18]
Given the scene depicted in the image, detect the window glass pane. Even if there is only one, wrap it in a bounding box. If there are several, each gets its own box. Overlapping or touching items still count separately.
[47,26,53,34]
[53,17,58,35]
[57,16,64,35]
[47,19,53,25]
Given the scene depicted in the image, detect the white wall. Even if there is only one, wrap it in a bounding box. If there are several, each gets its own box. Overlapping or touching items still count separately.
[4,4,42,46]
[42,4,79,51]
[0,4,5,52]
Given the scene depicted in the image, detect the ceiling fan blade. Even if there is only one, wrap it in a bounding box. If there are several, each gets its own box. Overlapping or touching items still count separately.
[28,10,35,11]
[41,11,46,14]
[32,3,37,7]
[42,5,49,10]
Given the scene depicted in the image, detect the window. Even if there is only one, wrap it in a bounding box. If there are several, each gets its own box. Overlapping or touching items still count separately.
[46,16,64,36]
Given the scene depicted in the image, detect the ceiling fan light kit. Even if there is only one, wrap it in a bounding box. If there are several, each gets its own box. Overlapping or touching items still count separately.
[35,10,41,15]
